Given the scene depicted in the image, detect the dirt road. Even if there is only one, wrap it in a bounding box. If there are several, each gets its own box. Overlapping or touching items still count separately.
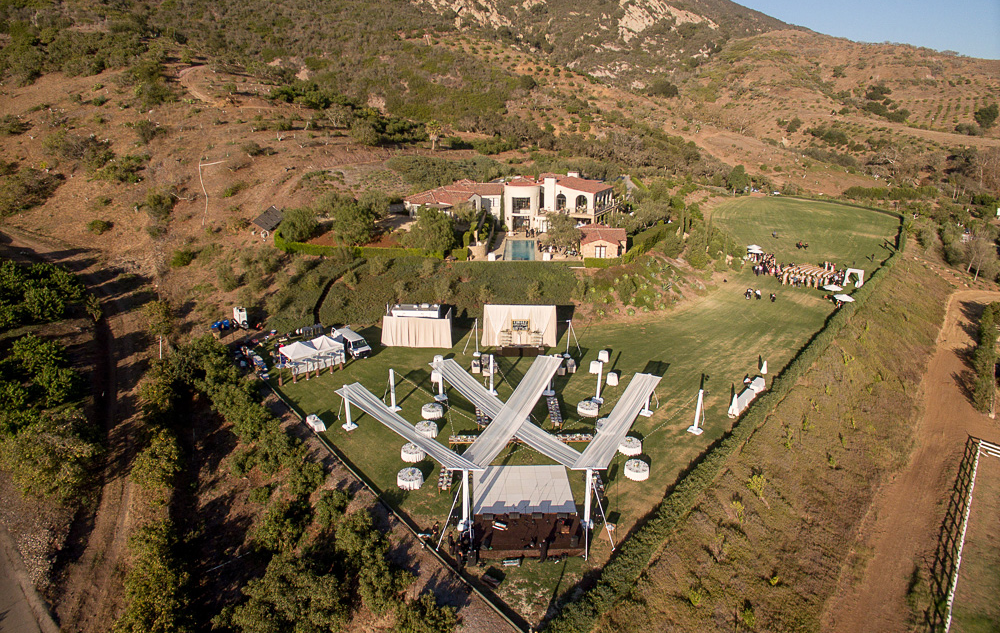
[822,290,1000,632]
[1,228,147,632]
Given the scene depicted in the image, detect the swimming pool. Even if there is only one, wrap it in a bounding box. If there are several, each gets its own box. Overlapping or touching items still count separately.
[505,239,536,261]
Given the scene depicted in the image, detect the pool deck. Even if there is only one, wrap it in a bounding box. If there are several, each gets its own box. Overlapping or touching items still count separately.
[490,231,583,263]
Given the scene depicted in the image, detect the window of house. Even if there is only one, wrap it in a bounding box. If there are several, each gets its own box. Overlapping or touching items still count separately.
[539,190,545,208]
[595,245,607,258]
[512,197,530,212]
[556,193,566,210]
[576,195,588,210]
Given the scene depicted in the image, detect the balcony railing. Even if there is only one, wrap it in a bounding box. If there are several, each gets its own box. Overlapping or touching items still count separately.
[537,200,624,217]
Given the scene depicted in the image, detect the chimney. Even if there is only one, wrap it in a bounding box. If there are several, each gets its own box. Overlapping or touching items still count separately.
[567,171,580,178]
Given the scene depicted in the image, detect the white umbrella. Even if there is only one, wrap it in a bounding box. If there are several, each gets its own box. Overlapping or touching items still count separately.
[823,284,843,292]
[833,294,855,303]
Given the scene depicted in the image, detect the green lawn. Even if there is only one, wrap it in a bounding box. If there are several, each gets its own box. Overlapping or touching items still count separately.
[270,197,900,623]
[711,196,901,268]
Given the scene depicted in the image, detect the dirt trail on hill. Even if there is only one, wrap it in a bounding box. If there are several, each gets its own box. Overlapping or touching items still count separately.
[1,228,147,632]
[822,289,1000,633]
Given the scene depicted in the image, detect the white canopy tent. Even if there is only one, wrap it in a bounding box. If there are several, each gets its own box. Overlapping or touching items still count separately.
[473,466,576,516]
[381,309,454,348]
[278,335,345,376]
[481,304,557,347]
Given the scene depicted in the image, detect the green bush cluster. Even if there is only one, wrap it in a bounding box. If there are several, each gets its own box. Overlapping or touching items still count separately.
[971,302,1000,412]
[0,260,84,330]
[843,185,939,201]
[550,223,906,632]
[0,164,63,217]
[0,262,96,506]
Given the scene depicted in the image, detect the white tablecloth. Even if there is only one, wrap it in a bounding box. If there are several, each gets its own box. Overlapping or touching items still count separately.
[401,442,427,463]
[578,400,600,418]
[421,402,444,420]
[619,436,642,457]
[624,459,649,481]
[397,467,424,490]
[415,421,439,439]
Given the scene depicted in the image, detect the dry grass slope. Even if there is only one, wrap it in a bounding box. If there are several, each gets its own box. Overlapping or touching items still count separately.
[597,254,951,632]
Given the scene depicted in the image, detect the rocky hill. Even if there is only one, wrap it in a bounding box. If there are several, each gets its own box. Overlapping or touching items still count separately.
[414,0,791,84]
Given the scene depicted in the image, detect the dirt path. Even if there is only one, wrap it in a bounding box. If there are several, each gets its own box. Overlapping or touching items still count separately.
[822,289,1000,632]
[0,228,148,632]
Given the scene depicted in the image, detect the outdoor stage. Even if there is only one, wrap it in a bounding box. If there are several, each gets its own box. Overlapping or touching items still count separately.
[471,465,583,559]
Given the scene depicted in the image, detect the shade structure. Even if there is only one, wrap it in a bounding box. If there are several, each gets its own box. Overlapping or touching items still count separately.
[429,357,582,469]
[823,284,843,292]
[624,459,650,481]
[747,244,763,253]
[833,294,855,303]
[481,304,557,347]
[578,400,600,418]
[573,373,661,470]
[397,467,424,490]
[619,436,642,456]
[401,442,426,463]
[606,371,619,387]
[415,420,438,439]
[335,383,480,472]
[380,310,453,348]
[461,355,565,467]
[473,465,576,516]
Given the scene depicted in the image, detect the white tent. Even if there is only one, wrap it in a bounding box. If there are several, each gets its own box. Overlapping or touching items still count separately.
[279,336,345,376]
[481,304,557,347]
[279,341,318,362]
[381,311,454,348]
[310,335,345,353]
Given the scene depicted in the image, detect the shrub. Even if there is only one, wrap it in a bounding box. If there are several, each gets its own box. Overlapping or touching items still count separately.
[170,249,195,268]
[87,219,113,234]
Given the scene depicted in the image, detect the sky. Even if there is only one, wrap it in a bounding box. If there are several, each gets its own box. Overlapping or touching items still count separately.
[737,0,1000,60]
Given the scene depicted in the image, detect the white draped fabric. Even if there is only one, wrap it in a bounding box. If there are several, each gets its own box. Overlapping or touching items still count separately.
[380,313,453,348]
[481,305,557,347]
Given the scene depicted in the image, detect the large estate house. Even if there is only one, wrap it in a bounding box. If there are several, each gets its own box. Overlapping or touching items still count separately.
[404,172,619,234]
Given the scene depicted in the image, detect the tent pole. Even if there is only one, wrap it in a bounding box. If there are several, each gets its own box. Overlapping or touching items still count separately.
[389,368,401,411]
[341,396,357,431]
[437,480,462,551]
[584,468,593,530]
[488,355,496,395]
[460,470,471,531]
[594,362,603,404]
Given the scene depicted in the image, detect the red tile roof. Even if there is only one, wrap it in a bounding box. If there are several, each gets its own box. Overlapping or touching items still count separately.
[579,224,627,246]
[454,179,503,196]
[558,176,613,194]
[405,186,478,208]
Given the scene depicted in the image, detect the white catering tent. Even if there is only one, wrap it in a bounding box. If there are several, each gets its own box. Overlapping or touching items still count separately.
[278,335,345,375]
[380,304,454,348]
[481,304,558,347]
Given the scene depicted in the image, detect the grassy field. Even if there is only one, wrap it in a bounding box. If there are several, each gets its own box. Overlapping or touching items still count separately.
[269,197,901,624]
[711,196,901,269]
[951,453,1000,633]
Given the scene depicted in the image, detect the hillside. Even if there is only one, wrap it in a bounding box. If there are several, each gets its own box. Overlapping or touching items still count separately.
[1,1,1000,632]
[412,0,790,85]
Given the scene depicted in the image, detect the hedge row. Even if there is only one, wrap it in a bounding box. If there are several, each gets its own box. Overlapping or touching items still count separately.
[971,302,1000,412]
[548,230,908,632]
[274,230,458,260]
